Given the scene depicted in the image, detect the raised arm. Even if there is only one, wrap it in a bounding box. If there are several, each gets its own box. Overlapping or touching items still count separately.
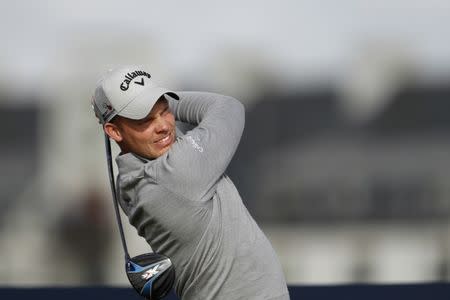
[156,91,245,201]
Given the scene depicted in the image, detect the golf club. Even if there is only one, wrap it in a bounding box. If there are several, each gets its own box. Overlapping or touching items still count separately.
[104,133,175,300]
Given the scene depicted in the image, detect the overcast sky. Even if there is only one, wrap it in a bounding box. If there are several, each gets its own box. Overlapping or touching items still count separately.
[1,0,450,92]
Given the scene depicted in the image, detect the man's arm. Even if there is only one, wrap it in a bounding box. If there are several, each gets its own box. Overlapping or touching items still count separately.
[157,91,245,201]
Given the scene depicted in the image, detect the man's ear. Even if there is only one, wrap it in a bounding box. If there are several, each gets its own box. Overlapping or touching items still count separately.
[104,122,123,143]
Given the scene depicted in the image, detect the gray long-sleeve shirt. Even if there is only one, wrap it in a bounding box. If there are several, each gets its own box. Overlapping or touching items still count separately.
[116,92,289,300]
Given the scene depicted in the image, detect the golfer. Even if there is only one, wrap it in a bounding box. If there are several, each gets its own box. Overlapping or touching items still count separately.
[92,65,289,300]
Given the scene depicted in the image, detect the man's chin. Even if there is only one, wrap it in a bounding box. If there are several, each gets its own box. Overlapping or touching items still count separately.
[154,139,174,158]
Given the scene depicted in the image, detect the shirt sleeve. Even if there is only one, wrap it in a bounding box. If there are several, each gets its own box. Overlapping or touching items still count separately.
[156,91,245,201]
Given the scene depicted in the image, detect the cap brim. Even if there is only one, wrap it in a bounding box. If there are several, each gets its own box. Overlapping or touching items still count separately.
[116,87,179,120]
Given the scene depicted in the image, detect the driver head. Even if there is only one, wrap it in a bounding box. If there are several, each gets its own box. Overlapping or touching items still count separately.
[126,253,175,300]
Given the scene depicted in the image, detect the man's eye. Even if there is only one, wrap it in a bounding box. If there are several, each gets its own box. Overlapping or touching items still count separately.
[138,118,151,125]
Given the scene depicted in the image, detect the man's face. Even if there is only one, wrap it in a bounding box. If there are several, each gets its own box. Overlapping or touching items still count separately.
[109,98,176,159]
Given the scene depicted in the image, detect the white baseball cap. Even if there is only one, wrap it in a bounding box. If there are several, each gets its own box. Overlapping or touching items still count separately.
[92,65,179,124]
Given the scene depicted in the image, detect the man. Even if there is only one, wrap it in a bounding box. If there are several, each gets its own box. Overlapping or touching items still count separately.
[92,65,289,300]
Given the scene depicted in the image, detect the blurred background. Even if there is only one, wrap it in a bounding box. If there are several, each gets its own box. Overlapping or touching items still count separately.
[1,0,450,287]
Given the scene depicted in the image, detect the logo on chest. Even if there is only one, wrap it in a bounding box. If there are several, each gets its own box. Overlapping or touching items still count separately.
[186,135,204,153]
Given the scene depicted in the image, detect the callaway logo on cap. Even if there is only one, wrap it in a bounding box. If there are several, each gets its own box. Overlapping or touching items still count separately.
[92,65,179,124]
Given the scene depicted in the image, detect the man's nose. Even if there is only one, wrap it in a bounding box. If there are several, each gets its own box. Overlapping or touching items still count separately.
[154,117,170,133]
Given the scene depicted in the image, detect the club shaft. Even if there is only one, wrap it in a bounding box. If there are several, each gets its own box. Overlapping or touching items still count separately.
[104,133,130,261]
